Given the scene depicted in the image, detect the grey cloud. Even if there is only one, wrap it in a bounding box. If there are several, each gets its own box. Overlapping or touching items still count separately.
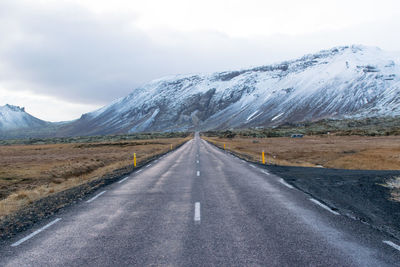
[1,1,400,106]
[0,1,314,105]
[0,1,153,103]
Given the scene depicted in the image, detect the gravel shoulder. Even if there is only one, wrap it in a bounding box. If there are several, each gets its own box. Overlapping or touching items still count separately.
[266,165,400,240]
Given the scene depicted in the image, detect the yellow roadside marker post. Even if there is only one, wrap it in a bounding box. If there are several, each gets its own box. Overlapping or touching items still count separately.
[133,153,137,167]
[224,143,226,150]
[262,151,265,164]
[170,144,173,150]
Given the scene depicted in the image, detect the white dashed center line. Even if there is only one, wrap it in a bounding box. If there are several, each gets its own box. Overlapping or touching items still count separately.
[118,177,129,184]
[197,171,200,176]
[87,191,106,203]
[383,240,400,252]
[279,179,294,189]
[196,160,199,164]
[310,198,339,215]
[194,202,201,223]
[11,218,62,247]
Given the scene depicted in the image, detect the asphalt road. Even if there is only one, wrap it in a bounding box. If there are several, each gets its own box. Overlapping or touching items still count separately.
[1,133,400,266]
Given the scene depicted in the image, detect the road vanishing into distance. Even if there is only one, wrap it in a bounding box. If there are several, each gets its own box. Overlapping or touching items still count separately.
[1,133,400,266]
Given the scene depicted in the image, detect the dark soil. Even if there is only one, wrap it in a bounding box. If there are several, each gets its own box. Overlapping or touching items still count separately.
[265,165,400,240]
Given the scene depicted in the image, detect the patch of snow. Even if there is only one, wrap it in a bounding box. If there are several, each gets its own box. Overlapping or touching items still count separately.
[129,108,160,132]
[247,110,259,121]
[271,112,284,121]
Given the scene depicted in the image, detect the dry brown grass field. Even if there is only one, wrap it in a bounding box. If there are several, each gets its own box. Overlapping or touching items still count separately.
[0,137,190,218]
[203,135,400,170]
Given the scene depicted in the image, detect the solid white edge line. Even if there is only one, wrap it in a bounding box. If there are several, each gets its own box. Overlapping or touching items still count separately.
[136,170,142,173]
[279,179,294,189]
[383,240,400,252]
[197,171,200,176]
[194,202,201,222]
[11,218,62,247]
[261,170,270,175]
[250,165,257,168]
[118,176,129,184]
[309,198,340,215]
[86,191,107,203]
[147,164,152,167]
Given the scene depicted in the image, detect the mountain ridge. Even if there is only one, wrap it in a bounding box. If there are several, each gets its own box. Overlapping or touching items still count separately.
[62,44,400,135]
[1,44,400,138]
[0,104,49,131]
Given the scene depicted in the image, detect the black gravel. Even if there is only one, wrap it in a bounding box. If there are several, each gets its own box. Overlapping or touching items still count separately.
[264,165,400,240]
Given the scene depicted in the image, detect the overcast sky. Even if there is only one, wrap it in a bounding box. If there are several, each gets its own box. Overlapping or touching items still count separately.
[1,0,400,121]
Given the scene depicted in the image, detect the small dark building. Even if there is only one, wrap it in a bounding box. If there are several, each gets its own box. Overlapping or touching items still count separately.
[291,134,304,138]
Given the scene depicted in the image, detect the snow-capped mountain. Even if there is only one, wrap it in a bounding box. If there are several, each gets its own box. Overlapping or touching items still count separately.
[59,45,400,136]
[0,104,48,130]
[2,44,400,138]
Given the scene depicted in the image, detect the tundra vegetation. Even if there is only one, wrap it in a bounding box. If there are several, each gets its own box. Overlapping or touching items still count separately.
[0,132,190,219]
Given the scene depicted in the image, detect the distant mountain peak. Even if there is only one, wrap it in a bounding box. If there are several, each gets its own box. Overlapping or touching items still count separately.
[0,104,47,131]
[3,104,25,112]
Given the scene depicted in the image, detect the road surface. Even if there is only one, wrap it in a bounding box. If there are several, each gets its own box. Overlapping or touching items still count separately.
[1,133,400,266]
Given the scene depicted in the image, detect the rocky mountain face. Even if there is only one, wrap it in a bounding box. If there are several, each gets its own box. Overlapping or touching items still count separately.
[60,45,400,136]
[2,45,400,138]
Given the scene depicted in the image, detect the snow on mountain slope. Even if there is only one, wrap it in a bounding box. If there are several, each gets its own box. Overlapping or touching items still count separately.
[0,104,48,130]
[57,45,400,135]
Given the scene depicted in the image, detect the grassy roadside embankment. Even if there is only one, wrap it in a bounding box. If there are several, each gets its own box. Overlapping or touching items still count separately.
[0,133,191,221]
[202,134,400,202]
[202,135,400,170]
